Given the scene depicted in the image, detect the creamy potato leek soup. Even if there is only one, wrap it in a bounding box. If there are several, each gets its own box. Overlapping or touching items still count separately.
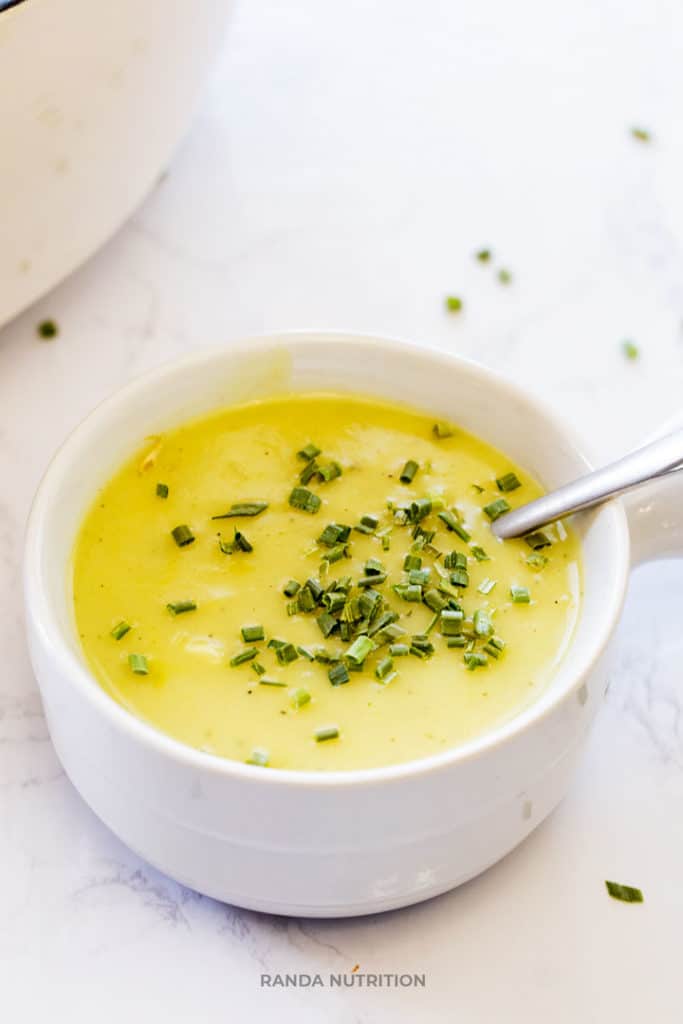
[72,393,581,771]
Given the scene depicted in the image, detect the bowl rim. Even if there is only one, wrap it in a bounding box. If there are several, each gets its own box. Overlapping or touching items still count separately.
[24,330,631,789]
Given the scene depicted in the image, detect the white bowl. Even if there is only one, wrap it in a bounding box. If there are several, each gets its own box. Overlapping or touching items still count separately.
[23,332,683,916]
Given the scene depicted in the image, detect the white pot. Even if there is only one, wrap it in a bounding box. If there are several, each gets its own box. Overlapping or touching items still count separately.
[23,333,683,917]
[0,0,231,327]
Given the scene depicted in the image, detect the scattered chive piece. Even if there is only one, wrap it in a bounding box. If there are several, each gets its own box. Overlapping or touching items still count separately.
[496,472,521,492]
[328,663,350,686]
[622,339,639,361]
[605,880,644,903]
[441,609,464,636]
[259,678,286,687]
[445,295,463,312]
[477,577,497,595]
[128,653,149,675]
[346,635,374,667]
[316,461,342,483]
[166,600,197,615]
[525,531,551,550]
[381,534,391,551]
[111,620,131,641]
[283,579,301,597]
[289,487,322,514]
[375,656,394,681]
[290,687,311,708]
[241,624,264,643]
[275,642,299,665]
[404,553,422,571]
[389,642,410,657]
[464,651,488,670]
[156,482,169,499]
[316,611,338,638]
[37,318,58,339]
[473,609,493,637]
[470,544,489,562]
[510,585,531,604]
[439,510,471,542]
[233,530,253,552]
[394,583,423,603]
[630,127,651,143]
[297,645,316,661]
[400,460,419,484]
[498,268,512,285]
[447,635,467,648]
[297,443,321,461]
[299,459,319,485]
[315,725,339,742]
[432,422,454,439]
[450,568,469,588]
[212,501,268,519]
[318,522,351,547]
[171,524,195,547]
[356,513,379,534]
[526,552,549,569]
[483,498,510,521]
[246,747,269,766]
[252,662,266,676]
[471,483,485,494]
[475,248,492,262]
[230,647,258,667]
[484,636,505,658]
[443,551,467,570]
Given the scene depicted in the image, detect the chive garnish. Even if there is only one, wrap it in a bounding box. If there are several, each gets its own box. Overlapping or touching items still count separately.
[316,461,342,483]
[432,422,454,439]
[283,579,301,597]
[167,600,197,615]
[246,747,269,766]
[394,583,423,603]
[290,687,311,708]
[156,482,169,499]
[464,651,488,670]
[318,522,351,547]
[473,609,493,636]
[622,339,639,361]
[483,636,505,658]
[375,656,394,681]
[470,544,489,562]
[496,472,521,492]
[212,502,268,519]
[315,725,339,742]
[299,459,319,485]
[389,642,410,657]
[403,553,422,571]
[400,460,419,484]
[450,568,469,588]
[171,524,195,547]
[128,653,149,675]
[438,510,471,541]
[297,443,321,461]
[275,642,299,665]
[241,624,264,643]
[346,635,374,667]
[441,609,464,635]
[37,318,58,339]
[510,585,531,603]
[630,127,651,143]
[477,577,496,595]
[483,498,510,521]
[475,248,491,262]
[445,295,463,312]
[424,588,448,613]
[289,487,321,514]
[252,662,266,676]
[524,531,551,550]
[316,611,338,638]
[111,620,131,641]
[605,880,643,903]
[259,678,287,687]
[443,551,467,570]
[447,636,467,648]
[297,645,316,661]
[328,663,350,686]
[526,552,548,569]
[498,269,512,285]
[230,647,258,666]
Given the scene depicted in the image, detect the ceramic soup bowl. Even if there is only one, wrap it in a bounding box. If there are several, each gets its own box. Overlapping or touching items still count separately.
[23,333,683,917]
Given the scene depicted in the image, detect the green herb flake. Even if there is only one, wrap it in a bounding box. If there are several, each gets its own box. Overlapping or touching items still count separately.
[498,268,512,285]
[246,747,269,767]
[241,624,265,643]
[470,545,490,562]
[166,600,197,615]
[475,248,492,262]
[622,339,639,361]
[400,460,419,485]
[346,634,375,667]
[171,524,195,547]
[37,319,59,339]
[510,585,531,604]
[605,880,644,903]
[464,651,488,670]
[526,551,549,569]
[315,725,340,742]
[525,531,552,550]
[111,620,131,641]
[212,501,268,519]
[483,498,511,522]
[289,487,322,514]
[128,653,149,675]
[290,687,311,709]
[283,579,301,597]
[496,472,521,492]
[445,295,463,313]
[156,482,169,499]
[328,663,350,686]
[630,127,651,143]
[230,647,258,667]
[297,443,321,461]
[432,421,454,439]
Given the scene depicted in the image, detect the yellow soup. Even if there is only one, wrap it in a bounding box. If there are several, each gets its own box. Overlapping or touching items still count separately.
[72,393,581,771]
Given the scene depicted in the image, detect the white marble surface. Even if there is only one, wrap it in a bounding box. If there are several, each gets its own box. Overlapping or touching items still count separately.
[3,1,683,1020]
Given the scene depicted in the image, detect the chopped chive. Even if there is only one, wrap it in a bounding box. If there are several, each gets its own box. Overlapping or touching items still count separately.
[246,747,270,766]
[374,622,405,646]
[525,531,552,550]
[297,443,321,461]
[473,609,493,637]
[432,421,454,439]
[346,635,374,667]
[297,645,316,661]
[316,611,338,638]
[410,635,435,657]
[156,482,169,499]
[443,551,467,570]
[445,295,463,312]
[475,248,492,262]
[323,590,346,614]
[483,636,505,658]
[252,662,266,676]
[498,268,512,285]
[400,459,419,484]
[316,461,342,483]
[630,126,651,143]
[171,524,195,547]
[408,567,431,585]
[321,543,350,566]
[381,534,391,551]
[471,483,485,494]
[470,544,489,562]
[290,687,311,708]
[438,509,471,541]
[128,653,149,675]
[464,651,488,670]
[259,678,287,687]
[289,487,322,514]
[241,624,264,643]
[306,577,324,603]
[526,551,549,569]
[423,588,448,613]
[315,725,339,742]
[296,586,316,612]
[375,656,394,681]
[328,663,350,686]
[605,880,644,903]
[483,498,510,521]
[37,318,58,339]
[283,579,301,597]
[299,459,319,485]
[230,647,258,666]
[234,530,253,552]
[496,472,521,492]
[389,642,410,657]
[111,620,131,641]
[510,585,531,603]
[167,600,197,615]
[440,609,464,636]
[477,577,497,595]
[318,522,351,547]
[450,569,469,588]
[622,339,639,361]
[367,610,399,638]
[403,553,422,571]
[394,583,423,603]
[275,642,299,665]
[447,635,467,648]
[212,501,268,519]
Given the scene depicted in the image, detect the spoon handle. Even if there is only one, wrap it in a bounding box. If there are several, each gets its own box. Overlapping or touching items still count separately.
[492,427,683,540]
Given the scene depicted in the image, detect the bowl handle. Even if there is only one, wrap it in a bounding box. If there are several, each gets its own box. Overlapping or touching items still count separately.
[624,411,683,565]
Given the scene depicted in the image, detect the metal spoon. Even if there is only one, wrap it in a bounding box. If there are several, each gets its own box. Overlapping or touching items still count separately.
[492,427,683,540]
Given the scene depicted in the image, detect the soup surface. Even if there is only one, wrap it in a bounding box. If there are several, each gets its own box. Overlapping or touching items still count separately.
[73,393,581,771]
